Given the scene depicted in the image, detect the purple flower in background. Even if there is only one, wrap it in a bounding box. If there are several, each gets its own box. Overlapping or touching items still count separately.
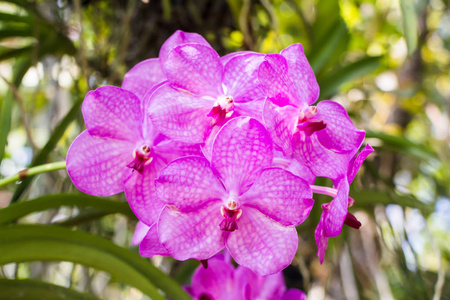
[186,256,306,300]
[314,144,374,263]
[66,86,200,226]
[153,117,314,275]
[146,39,266,152]
[258,44,366,180]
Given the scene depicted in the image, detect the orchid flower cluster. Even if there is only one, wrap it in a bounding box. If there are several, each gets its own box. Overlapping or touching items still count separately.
[66,30,373,278]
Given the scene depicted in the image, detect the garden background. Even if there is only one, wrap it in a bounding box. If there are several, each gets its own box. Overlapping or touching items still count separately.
[0,0,448,299]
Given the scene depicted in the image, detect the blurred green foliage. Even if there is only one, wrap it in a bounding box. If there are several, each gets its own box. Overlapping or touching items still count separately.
[0,0,448,299]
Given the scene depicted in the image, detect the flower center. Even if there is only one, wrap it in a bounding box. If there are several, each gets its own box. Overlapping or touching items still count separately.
[296,106,326,136]
[207,95,234,126]
[126,145,153,174]
[219,200,242,232]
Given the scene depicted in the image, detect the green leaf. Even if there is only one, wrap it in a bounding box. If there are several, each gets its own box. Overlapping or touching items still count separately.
[309,20,348,73]
[400,0,418,55]
[0,194,136,225]
[11,97,83,203]
[366,131,439,162]
[0,12,32,23]
[0,57,31,167]
[318,56,382,99]
[0,278,100,300]
[0,225,191,300]
[351,189,434,215]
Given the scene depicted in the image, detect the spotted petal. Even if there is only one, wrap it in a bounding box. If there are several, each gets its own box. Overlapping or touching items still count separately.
[163,44,223,97]
[139,223,169,257]
[258,54,291,107]
[241,168,314,226]
[347,144,374,183]
[155,156,227,212]
[82,86,143,142]
[66,131,133,196]
[159,30,211,65]
[315,101,365,153]
[314,210,329,264]
[124,156,166,225]
[122,58,166,100]
[190,258,237,299]
[147,83,213,143]
[324,179,350,237]
[132,221,150,246]
[158,202,225,261]
[281,43,319,105]
[263,99,298,155]
[211,117,273,194]
[223,53,265,103]
[226,207,298,275]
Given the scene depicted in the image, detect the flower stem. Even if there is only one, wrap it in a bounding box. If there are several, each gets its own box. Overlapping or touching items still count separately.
[310,185,338,198]
[0,161,66,188]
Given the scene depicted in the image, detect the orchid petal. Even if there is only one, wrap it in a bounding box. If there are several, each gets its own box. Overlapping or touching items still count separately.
[263,99,298,156]
[159,30,211,64]
[190,258,236,299]
[66,131,133,196]
[347,144,374,183]
[324,179,349,237]
[234,98,264,122]
[315,101,365,153]
[147,83,213,143]
[221,51,255,66]
[153,138,202,163]
[124,156,166,225]
[155,156,227,212]
[132,221,150,246]
[223,53,265,103]
[314,211,329,264]
[122,58,166,100]
[211,117,273,194]
[139,223,169,257]
[163,44,223,97]
[82,86,142,141]
[226,207,298,275]
[281,44,319,105]
[258,54,291,106]
[293,133,352,180]
[241,168,313,226]
[282,289,307,300]
[159,202,225,261]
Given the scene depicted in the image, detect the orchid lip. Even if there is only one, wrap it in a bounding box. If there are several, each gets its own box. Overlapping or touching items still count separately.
[126,145,153,174]
[207,95,235,126]
[295,105,326,136]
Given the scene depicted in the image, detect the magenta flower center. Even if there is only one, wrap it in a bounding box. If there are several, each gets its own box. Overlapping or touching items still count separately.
[219,199,242,232]
[127,145,153,174]
[296,105,326,136]
[207,95,235,126]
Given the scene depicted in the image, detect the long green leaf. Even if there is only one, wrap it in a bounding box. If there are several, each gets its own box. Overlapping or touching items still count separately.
[351,189,434,215]
[318,56,382,99]
[400,0,418,55]
[0,278,99,300]
[0,12,32,23]
[366,131,438,162]
[0,225,191,300]
[0,194,136,225]
[11,97,83,203]
[309,20,348,73]
[0,57,31,167]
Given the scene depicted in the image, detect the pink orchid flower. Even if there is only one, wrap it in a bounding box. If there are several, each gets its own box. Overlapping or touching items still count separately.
[152,117,314,275]
[66,86,200,226]
[186,255,306,300]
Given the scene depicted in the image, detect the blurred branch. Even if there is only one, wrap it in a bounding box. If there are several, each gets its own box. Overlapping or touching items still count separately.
[239,0,254,50]
[0,75,38,152]
[260,0,279,33]
[286,0,313,46]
